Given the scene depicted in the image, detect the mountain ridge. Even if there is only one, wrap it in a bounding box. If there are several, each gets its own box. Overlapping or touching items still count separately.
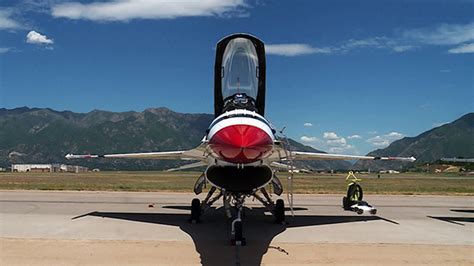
[355,113,474,170]
[0,107,350,170]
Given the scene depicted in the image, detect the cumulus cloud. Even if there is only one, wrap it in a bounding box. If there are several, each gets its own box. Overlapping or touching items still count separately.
[301,131,358,154]
[26,30,54,45]
[323,132,356,153]
[300,136,319,143]
[448,43,474,54]
[366,136,389,147]
[0,10,22,30]
[323,132,339,140]
[347,134,362,139]
[367,132,404,148]
[51,0,247,21]
[386,132,403,138]
[303,122,313,127]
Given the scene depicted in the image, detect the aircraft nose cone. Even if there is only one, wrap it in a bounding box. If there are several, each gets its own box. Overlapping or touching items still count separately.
[209,124,273,163]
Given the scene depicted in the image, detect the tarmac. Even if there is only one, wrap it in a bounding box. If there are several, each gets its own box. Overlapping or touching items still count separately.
[1,190,473,265]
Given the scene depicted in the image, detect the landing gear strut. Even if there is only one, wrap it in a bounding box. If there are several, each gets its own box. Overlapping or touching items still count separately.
[227,193,246,246]
[253,188,286,224]
[231,206,246,246]
[189,186,223,223]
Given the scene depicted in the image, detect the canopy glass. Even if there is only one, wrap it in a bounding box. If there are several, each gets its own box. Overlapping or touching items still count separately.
[221,38,259,100]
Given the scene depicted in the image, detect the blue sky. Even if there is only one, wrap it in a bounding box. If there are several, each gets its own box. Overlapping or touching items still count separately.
[0,0,473,155]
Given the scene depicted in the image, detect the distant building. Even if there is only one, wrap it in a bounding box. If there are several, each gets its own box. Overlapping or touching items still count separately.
[379,170,400,174]
[11,164,88,173]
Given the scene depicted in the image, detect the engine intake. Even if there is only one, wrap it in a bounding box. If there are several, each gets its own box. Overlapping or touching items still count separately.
[205,165,273,193]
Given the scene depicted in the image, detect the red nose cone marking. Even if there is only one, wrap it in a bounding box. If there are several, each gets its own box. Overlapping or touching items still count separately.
[209,124,273,163]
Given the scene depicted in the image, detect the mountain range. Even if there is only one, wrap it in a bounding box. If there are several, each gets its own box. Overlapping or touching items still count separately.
[355,113,474,170]
[0,107,350,170]
[1,107,472,171]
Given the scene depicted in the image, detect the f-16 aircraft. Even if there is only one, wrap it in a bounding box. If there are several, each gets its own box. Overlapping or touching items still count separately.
[66,33,415,245]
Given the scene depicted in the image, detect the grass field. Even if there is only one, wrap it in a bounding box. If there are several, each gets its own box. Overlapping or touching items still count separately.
[0,171,473,195]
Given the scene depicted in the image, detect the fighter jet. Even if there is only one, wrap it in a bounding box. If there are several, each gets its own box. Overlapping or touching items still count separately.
[66,33,415,245]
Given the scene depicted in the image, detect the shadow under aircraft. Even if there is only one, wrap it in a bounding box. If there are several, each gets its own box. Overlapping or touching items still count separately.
[75,206,397,266]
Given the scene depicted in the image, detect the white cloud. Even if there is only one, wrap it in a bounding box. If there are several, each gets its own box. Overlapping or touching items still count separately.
[392,45,416,52]
[303,122,313,127]
[301,131,358,154]
[26,30,54,45]
[0,10,22,30]
[367,136,390,147]
[265,44,333,56]
[328,145,354,154]
[448,43,474,54]
[386,132,403,138]
[265,22,473,57]
[323,132,339,140]
[347,134,362,139]
[402,22,474,46]
[52,0,247,21]
[367,132,404,148]
[0,47,11,53]
[339,37,416,53]
[267,37,415,57]
[327,137,347,145]
[300,136,319,143]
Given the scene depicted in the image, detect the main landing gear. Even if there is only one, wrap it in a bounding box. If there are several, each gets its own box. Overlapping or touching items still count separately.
[189,186,286,246]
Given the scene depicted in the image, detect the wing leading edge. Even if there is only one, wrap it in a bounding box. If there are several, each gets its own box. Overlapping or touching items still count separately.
[290,151,416,162]
[65,146,207,161]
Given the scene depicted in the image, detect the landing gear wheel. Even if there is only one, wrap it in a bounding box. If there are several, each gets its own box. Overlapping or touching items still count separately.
[342,196,351,210]
[231,221,246,246]
[343,183,363,210]
[348,183,363,202]
[275,199,285,224]
[190,198,201,223]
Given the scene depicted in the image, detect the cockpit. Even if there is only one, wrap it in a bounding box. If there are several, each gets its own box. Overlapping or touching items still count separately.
[214,34,266,117]
[221,38,259,100]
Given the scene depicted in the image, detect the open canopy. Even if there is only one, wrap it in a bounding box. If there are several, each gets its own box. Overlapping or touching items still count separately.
[221,38,259,100]
[214,34,266,117]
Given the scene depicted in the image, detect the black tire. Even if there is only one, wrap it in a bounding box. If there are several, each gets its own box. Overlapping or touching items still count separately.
[190,198,201,223]
[342,196,351,210]
[231,221,246,245]
[347,183,363,203]
[275,199,285,223]
[234,221,243,241]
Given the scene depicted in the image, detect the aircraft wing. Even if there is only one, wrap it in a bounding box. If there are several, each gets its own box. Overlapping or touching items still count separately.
[65,145,208,161]
[290,151,416,162]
